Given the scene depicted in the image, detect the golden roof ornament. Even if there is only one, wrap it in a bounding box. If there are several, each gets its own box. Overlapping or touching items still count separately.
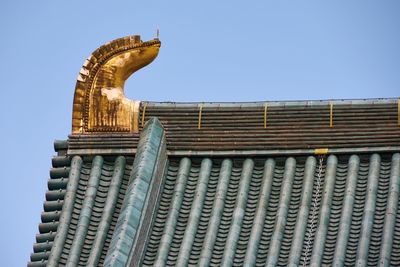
[72,35,161,134]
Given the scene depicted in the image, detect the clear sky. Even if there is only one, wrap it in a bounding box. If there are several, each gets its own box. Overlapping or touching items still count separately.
[0,1,399,266]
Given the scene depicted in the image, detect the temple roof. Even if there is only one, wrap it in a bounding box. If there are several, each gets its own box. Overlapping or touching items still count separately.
[28,118,400,267]
[28,35,400,267]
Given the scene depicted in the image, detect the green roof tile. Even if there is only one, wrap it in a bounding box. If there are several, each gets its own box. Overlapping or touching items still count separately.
[142,153,400,266]
[28,112,400,267]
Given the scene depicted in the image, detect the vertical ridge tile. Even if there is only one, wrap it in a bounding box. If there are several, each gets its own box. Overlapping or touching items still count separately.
[176,158,212,266]
[221,158,254,267]
[322,159,347,265]
[288,156,317,266]
[187,164,218,265]
[233,164,262,266]
[243,158,275,267]
[104,118,164,267]
[310,155,338,267]
[390,155,400,266]
[355,154,381,266]
[166,164,198,264]
[344,159,369,266]
[154,158,191,267]
[65,156,103,267]
[86,156,126,266]
[199,159,233,267]
[47,156,82,267]
[129,137,168,267]
[210,164,242,265]
[332,155,360,267]
[379,153,400,266]
[367,158,391,265]
[265,157,296,267]
[278,162,304,266]
[254,162,284,264]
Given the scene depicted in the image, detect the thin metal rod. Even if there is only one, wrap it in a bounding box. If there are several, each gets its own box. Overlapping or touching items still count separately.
[141,102,147,127]
[397,99,400,126]
[264,103,268,128]
[198,104,203,129]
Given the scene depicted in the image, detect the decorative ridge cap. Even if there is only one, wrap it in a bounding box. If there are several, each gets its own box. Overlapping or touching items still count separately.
[72,35,161,134]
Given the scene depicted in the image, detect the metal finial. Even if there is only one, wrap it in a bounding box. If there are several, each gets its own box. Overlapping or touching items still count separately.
[156,28,160,39]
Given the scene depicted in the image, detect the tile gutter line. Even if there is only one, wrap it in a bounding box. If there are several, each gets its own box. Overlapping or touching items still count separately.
[168,146,400,157]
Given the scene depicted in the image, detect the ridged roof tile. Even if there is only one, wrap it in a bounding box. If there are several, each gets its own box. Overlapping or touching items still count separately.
[28,144,134,267]
[29,102,400,266]
[142,153,400,266]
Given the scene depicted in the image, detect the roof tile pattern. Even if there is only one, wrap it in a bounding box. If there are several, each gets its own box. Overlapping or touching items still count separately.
[28,142,135,267]
[142,153,400,266]
[57,155,131,267]
[28,142,71,267]
[141,101,400,151]
[67,100,400,154]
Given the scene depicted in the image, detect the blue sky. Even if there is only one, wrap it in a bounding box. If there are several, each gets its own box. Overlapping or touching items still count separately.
[0,1,399,265]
